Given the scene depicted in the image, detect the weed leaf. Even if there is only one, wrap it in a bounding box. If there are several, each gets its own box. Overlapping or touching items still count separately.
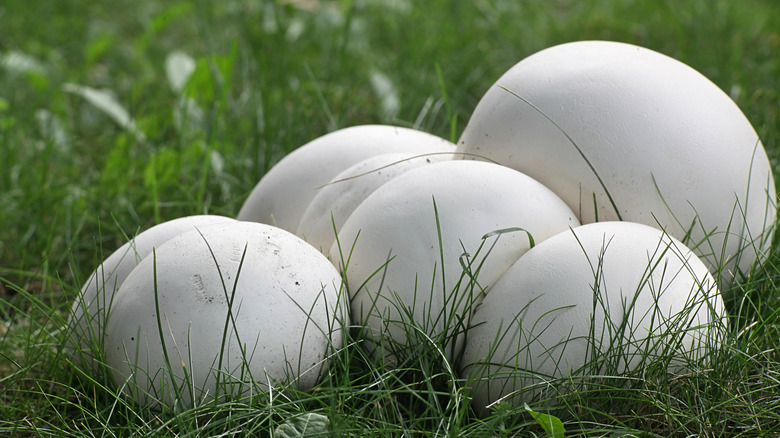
[525,403,565,438]
[63,83,146,142]
[0,50,46,75]
[274,412,330,438]
[165,51,196,93]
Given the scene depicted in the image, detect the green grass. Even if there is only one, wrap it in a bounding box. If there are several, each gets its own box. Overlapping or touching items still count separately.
[1,0,780,436]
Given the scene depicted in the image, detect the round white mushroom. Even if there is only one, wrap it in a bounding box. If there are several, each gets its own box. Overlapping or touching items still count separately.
[237,125,456,233]
[456,40,775,288]
[460,221,725,416]
[103,221,347,408]
[296,151,453,253]
[329,160,579,363]
[67,215,236,372]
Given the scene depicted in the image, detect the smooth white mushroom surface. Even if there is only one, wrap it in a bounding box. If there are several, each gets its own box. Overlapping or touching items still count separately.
[456,40,776,287]
[67,214,236,371]
[329,160,579,362]
[461,221,725,415]
[237,125,457,233]
[103,221,347,408]
[296,151,453,253]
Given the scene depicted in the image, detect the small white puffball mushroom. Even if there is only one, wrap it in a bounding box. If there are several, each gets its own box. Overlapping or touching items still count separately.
[460,221,725,416]
[67,215,236,372]
[103,221,347,408]
[296,151,453,253]
[329,160,579,362]
[237,125,457,233]
[456,40,776,287]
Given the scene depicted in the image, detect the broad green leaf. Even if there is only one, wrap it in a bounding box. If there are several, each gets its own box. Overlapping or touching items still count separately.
[274,412,330,438]
[525,404,565,438]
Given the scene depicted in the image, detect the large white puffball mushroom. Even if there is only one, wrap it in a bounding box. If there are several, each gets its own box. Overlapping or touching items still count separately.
[103,221,347,408]
[237,125,457,233]
[297,151,453,253]
[67,215,236,371]
[329,160,579,362]
[456,40,776,287]
[461,221,725,416]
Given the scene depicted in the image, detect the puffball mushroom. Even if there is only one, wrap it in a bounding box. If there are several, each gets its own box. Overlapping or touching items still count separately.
[461,221,725,415]
[296,151,453,253]
[329,160,579,362]
[456,40,776,287]
[237,125,457,233]
[103,221,347,408]
[67,214,236,372]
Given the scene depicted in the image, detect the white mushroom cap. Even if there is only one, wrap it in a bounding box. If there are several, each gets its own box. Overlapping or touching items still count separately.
[237,125,457,233]
[461,221,725,415]
[67,214,236,371]
[296,151,453,253]
[456,40,776,287]
[329,160,579,362]
[103,221,347,408]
